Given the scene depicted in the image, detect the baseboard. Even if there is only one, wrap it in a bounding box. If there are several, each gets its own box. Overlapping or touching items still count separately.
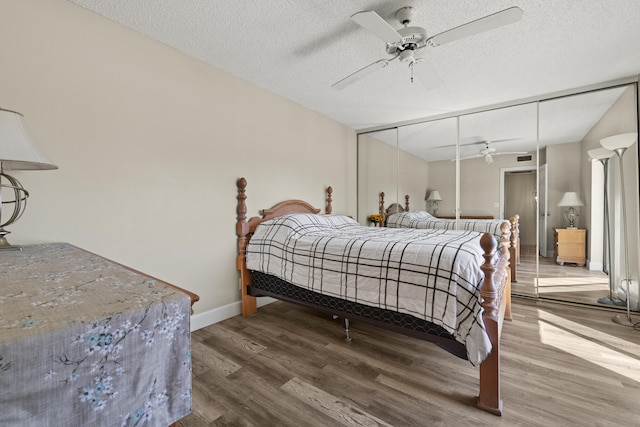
[587,260,603,271]
[190,297,277,331]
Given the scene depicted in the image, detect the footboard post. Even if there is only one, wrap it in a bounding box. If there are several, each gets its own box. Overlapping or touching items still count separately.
[477,233,503,416]
[509,216,518,283]
[501,222,512,321]
[511,214,520,265]
[236,177,257,316]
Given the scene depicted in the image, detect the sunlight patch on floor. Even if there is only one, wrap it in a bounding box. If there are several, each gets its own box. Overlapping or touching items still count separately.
[537,276,608,286]
[537,285,609,294]
[537,309,640,382]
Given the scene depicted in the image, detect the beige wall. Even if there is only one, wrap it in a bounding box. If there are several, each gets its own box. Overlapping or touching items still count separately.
[505,171,537,245]
[425,160,457,216]
[1,0,357,328]
[357,133,398,223]
[398,149,429,212]
[546,141,583,248]
[427,154,537,219]
[357,133,430,221]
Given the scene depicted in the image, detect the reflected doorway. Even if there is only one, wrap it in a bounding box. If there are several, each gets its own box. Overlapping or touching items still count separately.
[502,168,538,296]
[504,170,536,248]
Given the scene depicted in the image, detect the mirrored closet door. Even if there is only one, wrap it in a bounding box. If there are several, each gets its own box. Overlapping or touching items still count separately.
[357,80,639,311]
[535,84,639,308]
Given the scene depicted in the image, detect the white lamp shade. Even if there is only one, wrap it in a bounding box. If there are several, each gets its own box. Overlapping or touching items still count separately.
[427,190,442,202]
[600,132,638,151]
[557,191,584,207]
[587,147,614,160]
[0,108,57,171]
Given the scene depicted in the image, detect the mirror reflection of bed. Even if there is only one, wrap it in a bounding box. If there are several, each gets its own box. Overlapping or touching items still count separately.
[378,192,521,282]
[357,81,638,311]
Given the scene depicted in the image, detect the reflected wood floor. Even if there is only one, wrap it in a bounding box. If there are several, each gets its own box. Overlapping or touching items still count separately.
[511,245,622,308]
[178,299,640,427]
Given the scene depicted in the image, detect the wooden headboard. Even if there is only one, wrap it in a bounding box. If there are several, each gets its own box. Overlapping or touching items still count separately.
[378,191,410,222]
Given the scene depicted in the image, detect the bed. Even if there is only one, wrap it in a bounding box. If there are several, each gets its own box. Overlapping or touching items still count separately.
[236,178,511,415]
[379,192,520,282]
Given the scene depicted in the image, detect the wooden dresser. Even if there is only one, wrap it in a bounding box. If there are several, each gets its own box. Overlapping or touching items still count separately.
[554,228,586,266]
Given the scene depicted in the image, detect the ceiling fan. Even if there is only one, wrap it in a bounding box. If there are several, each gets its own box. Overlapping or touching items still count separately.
[458,140,527,164]
[332,5,523,91]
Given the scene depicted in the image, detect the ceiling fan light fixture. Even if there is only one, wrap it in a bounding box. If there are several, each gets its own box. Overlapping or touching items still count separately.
[399,50,415,63]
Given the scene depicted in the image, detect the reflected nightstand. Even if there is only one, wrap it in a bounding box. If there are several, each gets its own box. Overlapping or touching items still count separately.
[554,228,586,266]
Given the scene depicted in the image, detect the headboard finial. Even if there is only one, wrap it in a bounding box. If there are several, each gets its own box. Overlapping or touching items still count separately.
[237,177,248,225]
[326,186,333,214]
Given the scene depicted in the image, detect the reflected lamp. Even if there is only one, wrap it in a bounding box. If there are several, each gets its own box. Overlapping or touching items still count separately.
[587,147,615,304]
[557,191,583,229]
[426,190,442,216]
[600,132,638,326]
[0,108,57,250]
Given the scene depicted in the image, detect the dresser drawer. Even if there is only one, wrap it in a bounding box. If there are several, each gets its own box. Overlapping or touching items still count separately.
[555,228,586,243]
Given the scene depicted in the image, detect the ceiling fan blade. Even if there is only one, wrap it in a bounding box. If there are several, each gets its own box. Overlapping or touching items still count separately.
[492,151,528,156]
[332,56,398,90]
[460,137,522,147]
[426,6,523,47]
[351,11,403,44]
[453,154,484,161]
[457,150,527,161]
[412,58,443,90]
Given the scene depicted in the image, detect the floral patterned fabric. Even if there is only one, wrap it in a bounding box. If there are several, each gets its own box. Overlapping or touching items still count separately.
[0,243,192,426]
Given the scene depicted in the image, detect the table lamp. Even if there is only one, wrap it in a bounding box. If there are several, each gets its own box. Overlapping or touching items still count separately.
[426,190,442,216]
[0,108,57,250]
[557,191,583,229]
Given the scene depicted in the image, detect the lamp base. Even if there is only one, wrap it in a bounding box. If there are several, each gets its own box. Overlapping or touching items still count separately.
[597,296,626,306]
[0,237,22,251]
[612,313,640,327]
[565,226,578,229]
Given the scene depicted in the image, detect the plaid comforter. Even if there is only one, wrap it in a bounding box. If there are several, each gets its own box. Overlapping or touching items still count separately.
[387,211,509,243]
[246,213,492,365]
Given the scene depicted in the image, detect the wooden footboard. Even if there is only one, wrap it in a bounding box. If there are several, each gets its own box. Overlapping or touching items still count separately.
[236,178,510,416]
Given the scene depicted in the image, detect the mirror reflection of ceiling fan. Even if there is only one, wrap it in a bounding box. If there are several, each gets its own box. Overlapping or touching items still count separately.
[332,5,524,90]
[458,140,528,164]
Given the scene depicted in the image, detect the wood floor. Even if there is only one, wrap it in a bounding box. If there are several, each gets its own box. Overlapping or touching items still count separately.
[178,298,640,427]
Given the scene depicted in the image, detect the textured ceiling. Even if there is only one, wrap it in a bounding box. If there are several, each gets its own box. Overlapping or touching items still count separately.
[67,0,640,134]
